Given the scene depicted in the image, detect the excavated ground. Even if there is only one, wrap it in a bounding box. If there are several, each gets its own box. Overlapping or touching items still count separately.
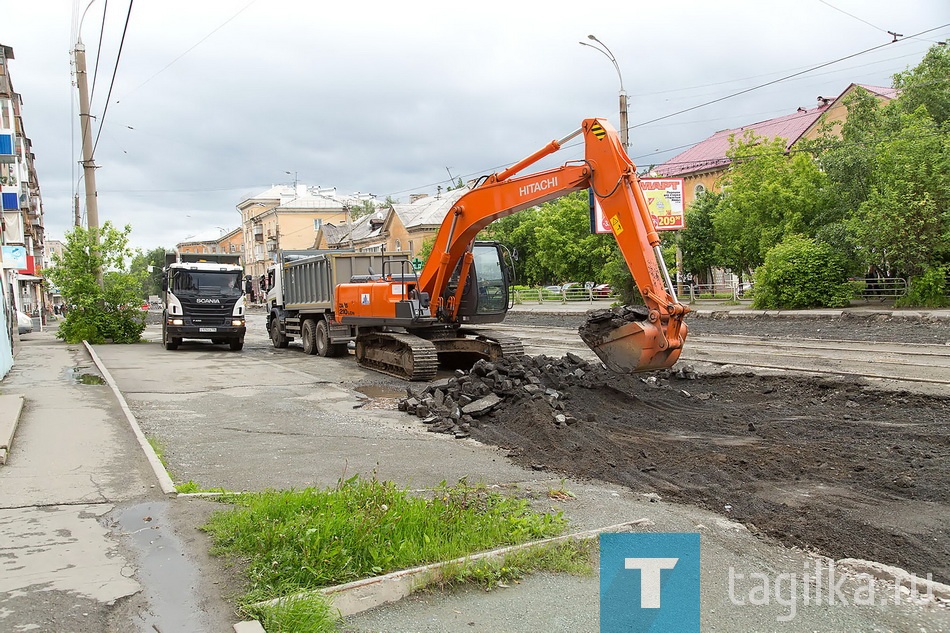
[413,311,950,584]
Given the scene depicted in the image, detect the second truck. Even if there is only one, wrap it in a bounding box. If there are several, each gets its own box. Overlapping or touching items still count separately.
[266,117,688,380]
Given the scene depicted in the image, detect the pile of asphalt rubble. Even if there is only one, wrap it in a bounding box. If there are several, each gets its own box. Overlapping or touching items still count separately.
[398,352,699,439]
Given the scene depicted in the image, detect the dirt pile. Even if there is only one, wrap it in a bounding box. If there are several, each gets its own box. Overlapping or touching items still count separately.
[399,353,697,439]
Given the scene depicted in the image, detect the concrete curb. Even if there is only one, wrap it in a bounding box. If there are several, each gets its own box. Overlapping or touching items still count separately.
[0,394,24,465]
[253,518,649,619]
[83,341,177,495]
[837,558,950,601]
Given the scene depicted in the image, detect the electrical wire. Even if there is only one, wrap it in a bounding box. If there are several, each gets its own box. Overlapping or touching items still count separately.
[817,0,889,35]
[91,0,132,157]
[89,0,108,105]
[628,24,949,132]
[115,0,258,104]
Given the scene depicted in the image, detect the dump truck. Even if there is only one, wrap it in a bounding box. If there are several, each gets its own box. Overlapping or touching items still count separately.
[265,250,414,357]
[161,252,247,351]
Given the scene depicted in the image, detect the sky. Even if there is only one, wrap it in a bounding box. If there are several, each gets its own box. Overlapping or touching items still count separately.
[3,0,949,251]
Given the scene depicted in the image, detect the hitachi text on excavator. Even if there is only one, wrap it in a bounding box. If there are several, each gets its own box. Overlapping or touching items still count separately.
[265,118,688,380]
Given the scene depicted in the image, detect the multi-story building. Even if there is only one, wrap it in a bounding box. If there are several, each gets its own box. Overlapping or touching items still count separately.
[315,190,463,257]
[0,43,46,350]
[176,227,243,258]
[238,184,367,280]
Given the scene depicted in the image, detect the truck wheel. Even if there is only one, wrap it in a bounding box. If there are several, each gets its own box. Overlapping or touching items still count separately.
[301,320,318,355]
[270,319,289,348]
[162,323,178,351]
[315,320,348,357]
[229,338,244,351]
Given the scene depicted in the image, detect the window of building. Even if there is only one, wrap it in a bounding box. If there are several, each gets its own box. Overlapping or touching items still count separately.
[314,218,322,231]
[394,239,401,251]
[694,184,706,196]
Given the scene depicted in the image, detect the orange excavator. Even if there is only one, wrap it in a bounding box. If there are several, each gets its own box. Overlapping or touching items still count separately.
[334,118,688,380]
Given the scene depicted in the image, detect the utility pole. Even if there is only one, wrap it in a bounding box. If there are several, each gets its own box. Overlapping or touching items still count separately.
[73,194,80,227]
[73,39,103,286]
[580,35,629,152]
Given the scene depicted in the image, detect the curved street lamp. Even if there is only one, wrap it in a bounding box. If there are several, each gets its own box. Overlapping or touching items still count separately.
[579,34,629,151]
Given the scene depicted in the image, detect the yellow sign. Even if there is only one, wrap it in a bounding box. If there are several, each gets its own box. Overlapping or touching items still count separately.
[609,215,624,235]
[639,178,685,231]
[590,122,606,140]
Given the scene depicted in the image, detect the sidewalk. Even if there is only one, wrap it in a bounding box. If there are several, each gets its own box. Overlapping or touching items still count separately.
[0,332,233,632]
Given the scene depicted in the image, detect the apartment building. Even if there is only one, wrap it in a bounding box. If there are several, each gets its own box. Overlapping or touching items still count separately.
[0,43,46,374]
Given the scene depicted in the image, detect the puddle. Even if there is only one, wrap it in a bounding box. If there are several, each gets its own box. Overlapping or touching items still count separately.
[354,385,406,399]
[113,502,209,633]
[63,367,106,385]
[353,385,406,410]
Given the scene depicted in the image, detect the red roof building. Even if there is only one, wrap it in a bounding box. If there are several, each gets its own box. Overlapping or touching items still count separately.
[652,84,898,209]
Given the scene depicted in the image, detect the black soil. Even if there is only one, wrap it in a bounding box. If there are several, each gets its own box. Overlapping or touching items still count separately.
[422,311,950,583]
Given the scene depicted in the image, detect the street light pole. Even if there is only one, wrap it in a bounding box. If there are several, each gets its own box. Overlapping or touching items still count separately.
[579,34,628,152]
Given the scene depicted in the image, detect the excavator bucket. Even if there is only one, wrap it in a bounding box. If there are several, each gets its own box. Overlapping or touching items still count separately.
[578,306,687,373]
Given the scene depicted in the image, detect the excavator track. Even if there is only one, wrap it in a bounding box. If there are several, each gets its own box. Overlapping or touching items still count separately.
[355,331,439,381]
[459,329,526,361]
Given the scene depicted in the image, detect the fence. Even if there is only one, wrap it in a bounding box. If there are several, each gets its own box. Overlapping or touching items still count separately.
[515,277,917,306]
[514,286,617,304]
[852,277,907,302]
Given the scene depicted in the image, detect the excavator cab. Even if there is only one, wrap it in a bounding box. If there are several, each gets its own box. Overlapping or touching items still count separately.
[453,242,510,324]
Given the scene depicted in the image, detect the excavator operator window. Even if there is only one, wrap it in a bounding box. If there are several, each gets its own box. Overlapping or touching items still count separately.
[471,244,506,314]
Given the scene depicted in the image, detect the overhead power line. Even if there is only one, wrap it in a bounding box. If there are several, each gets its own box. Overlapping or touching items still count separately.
[116,0,258,103]
[817,0,890,34]
[628,24,949,132]
[89,0,109,105]
[92,0,133,157]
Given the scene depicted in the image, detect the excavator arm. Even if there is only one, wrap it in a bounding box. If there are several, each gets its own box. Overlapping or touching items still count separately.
[417,118,688,372]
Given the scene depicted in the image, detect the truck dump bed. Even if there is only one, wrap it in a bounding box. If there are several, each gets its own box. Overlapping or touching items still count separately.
[280,251,412,310]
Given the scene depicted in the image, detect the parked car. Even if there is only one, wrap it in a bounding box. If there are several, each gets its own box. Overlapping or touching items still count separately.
[593,283,613,298]
[16,309,33,335]
[542,285,562,294]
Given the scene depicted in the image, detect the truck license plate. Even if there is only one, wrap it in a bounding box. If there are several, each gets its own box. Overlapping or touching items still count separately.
[199,327,217,333]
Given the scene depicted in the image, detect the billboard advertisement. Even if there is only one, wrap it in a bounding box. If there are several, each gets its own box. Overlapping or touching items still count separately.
[590,178,686,234]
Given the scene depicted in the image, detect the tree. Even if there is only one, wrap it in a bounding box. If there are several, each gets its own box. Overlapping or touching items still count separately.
[520,191,614,285]
[130,246,167,299]
[892,44,950,126]
[714,132,836,277]
[678,191,721,283]
[817,46,950,282]
[43,222,146,344]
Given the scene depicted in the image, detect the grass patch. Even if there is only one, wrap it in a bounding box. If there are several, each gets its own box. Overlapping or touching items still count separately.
[202,476,569,629]
[147,436,168,467]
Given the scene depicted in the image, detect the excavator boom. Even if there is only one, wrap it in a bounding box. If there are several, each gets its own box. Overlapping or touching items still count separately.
[416,118,688,373]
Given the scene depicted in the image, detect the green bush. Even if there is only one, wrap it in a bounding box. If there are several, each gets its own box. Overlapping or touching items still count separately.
[752,235,854,309]
[896,265,949,307]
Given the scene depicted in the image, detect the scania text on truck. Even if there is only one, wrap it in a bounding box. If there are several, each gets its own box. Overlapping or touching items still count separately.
[161,252,247,351]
